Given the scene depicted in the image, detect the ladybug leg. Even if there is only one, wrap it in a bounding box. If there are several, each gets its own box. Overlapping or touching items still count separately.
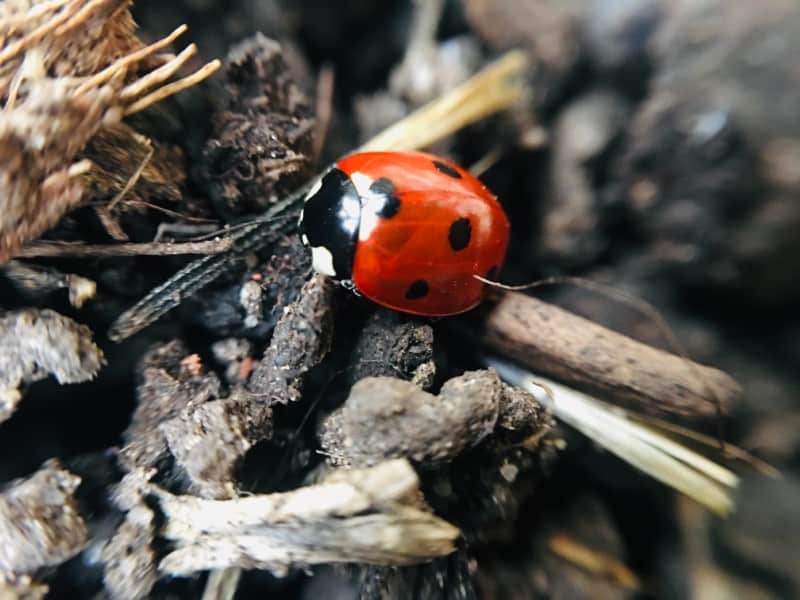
[339,279,361,296]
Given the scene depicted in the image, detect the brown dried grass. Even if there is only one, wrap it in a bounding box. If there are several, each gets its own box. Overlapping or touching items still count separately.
[0,0,220,261]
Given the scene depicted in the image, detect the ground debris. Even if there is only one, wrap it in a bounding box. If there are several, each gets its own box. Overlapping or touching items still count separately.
[0,460,87,577]
[581,0,662,74]
[81,122,185,211]
[0,1,792,598]
[481,291,741,417]
[160,386,272,499]
[1,260,96,308]
[119,340,223,474]
[184,234,312,338]
[348,310,435,389]
[474,494,634,600]
[248,274,334,405]
[0,74,116,262]
[197,32,315,216]
[539,90,630,267]
[119,339,274,502]
[0,309,104,423]
[462,0,581,107]
[112,460,459,578]
[357,548,477,600]
[101,471,158,600]
[0,1,218,261]
[320,369,549,467]
[713,475,800,594]
[211,338,253,384]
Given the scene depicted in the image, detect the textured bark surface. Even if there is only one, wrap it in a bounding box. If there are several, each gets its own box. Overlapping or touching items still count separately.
[482,291,741,417]
[0,461,87,575]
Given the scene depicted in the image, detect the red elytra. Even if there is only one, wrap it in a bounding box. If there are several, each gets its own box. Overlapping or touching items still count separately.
[299,151,510,316]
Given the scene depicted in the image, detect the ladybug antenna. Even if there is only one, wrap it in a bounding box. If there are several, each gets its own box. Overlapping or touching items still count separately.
[475,274,727,450]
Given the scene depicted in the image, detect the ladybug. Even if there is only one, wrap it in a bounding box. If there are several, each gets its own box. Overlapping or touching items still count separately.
[299,151,510,316]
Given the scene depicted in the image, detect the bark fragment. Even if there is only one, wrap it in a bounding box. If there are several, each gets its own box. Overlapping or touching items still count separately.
[0,309,104,423]
[0,461,87,576]
[110,460,460,577]
[160,388,273,499]
[197,33,315,216]
[119,340,222,473]
[481,292,741,417]
[320,370,549,468]
[248,274,334,405]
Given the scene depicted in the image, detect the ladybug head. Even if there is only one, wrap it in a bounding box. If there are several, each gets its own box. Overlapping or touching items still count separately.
[298,168,361,281]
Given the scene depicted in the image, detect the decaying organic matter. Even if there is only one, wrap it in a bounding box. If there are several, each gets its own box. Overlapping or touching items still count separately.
[347,310,436,388]
[101,471,159,600]
[105,460,459,588]
[197,33,315,215]
[320,370,551,467]
[248,274,334,405]
[481,291,741,417]
[0,309,104,423]
[0,461,87,576]
[160,387,273,499]
[1,260,96,308]
[0,0,219,261]
[118,339,275,502]
[119,340,225,473]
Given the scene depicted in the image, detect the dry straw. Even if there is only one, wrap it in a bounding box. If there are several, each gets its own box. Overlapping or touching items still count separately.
[0,0,220,261]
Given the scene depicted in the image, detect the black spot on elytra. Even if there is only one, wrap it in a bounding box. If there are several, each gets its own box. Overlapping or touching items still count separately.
[369,178,401,218]
[370,177,395,195]
[405,279,429,300]
[433,160,462,179]
[486,265,499,281]
[448,217,471,252]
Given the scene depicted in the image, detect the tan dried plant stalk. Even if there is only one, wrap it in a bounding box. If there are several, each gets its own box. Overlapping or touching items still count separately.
[0,0,220,261]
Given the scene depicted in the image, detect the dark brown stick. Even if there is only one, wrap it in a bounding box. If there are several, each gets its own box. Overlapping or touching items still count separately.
[482,291,741,417]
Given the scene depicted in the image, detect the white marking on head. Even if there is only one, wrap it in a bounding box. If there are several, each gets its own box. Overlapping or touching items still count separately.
[311,246,336,277]
[359,199,380,241]
[350,171,373,196]
[338,194,360,237]
[297,208,305,228]
[300,233,309,245]
[350,171,394,241]
[304,176,323,202]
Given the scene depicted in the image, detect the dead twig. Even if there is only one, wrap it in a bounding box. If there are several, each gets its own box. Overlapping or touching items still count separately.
[311,63,335,163]
[117,460,460,578]
[548,533,641,591]
[17,238,235,258]
[481,291,741,418]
